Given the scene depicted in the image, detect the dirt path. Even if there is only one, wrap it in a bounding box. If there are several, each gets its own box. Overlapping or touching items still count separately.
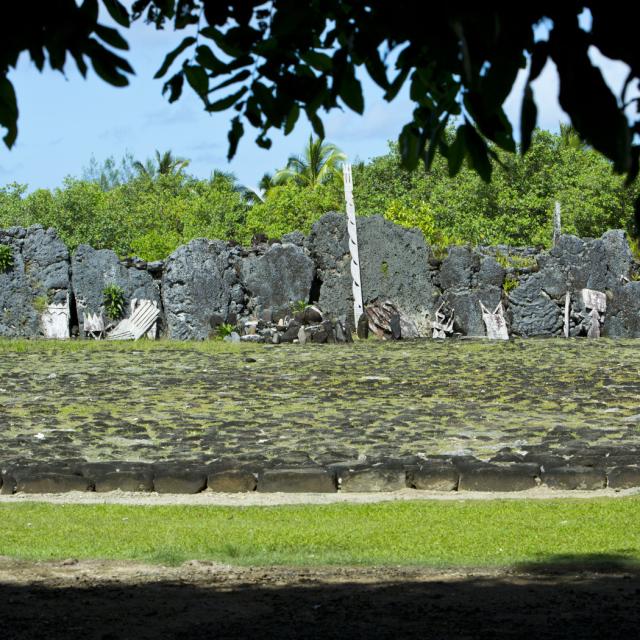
[0,486,638,506]
[1,557,638,639]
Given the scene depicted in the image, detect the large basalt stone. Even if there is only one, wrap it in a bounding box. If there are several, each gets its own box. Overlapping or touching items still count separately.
[208,470,257,492]
[439,247,505,337]
[339,466,406,492]
[307,213,438,334]
[162,239,237,340]
[14,472,92,494]
[241,243,314,321]
[509,230,634,337]
[541,466,606,490]
[406,465,459,491]
[258,468,336,493]
[0,225,71,337]
[458,464,539,492]
[72,244,160,333]
[604,281,640,338]
[443,285,503,337]
[509,273,564,337]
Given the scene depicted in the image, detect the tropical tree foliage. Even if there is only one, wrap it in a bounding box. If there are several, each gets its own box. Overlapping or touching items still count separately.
[273,137,345,189]
[0,129,637,260]
[132,150,190,179]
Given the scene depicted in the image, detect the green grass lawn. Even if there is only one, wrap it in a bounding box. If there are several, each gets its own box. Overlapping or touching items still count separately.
[1,499,639,568]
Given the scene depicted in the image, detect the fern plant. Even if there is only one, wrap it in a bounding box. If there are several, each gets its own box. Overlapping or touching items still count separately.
[0,244,13,273]
[102,284,125,320]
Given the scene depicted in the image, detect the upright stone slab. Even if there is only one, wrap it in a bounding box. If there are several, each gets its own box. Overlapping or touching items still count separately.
[71,245,160,334]
[241,242,314,321]
[162,238,236,340]
[439,247,505,337]
[0,225,71,338]
[307,213,438,334]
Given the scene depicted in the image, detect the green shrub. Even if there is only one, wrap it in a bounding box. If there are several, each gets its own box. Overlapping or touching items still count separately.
[0,244,13,273]
[102,284,125,320]
[216,322,235,339]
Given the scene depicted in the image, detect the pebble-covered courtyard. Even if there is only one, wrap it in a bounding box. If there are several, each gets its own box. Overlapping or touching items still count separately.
[1,338,639,467]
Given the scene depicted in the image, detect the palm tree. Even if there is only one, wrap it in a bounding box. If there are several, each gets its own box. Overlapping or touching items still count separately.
[274,136,346,188]
[133,150,190,178]
[559,123,586,151]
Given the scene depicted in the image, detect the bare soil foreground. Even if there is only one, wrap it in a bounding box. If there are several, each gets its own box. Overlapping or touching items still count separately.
[1,557,639,639]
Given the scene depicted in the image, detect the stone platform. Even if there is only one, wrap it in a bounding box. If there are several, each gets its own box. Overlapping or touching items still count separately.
[1,339,640,493]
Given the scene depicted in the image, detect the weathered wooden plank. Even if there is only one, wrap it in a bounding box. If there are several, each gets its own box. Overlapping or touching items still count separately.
[480,301,509,340]
[41,294,70,340]
[343,163,364,326]
[581,288,606,313]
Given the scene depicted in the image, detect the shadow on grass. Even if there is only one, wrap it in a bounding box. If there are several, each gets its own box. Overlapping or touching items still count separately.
[1,554,639,639]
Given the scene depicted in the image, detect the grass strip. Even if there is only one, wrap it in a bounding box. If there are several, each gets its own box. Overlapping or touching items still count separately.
[1,499,639,568]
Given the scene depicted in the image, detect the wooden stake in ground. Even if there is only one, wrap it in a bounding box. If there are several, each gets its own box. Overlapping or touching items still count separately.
[343,163,364,326]
[553,201,562,246]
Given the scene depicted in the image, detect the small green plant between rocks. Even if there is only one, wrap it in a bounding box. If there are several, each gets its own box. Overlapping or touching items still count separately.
[503,276,519,295]
[494,252,538,270]
[290,299,308,314]
[217,322,235,339]
[102,284,125,321]
[0,244,14,273]
[33,296,49,314]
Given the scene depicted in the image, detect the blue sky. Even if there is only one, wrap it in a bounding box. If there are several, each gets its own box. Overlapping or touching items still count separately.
[0,14,635,193]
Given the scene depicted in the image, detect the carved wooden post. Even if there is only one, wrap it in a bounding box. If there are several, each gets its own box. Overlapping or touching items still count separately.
[553,201,562,246]
[343,163,364,325]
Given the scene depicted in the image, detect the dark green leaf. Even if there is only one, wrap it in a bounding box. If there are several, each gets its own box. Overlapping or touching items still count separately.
[520,84,537,155]
[184,64,209,96]
[206,87,248,112]
[154,36,196,79]
[95,25,129,50]
[399,123,421,171]
[256,133,272,149]
[365,52,389,90]
[447,125,466,177]
[162,72,184,103]
[529,41,549,82]
[385,66,410,101]
[0,77,18,148]
[195,45,228,74]
[252,82,277,121]
[625,146,639,187]
[284,104,299,135]
[301,51,333,72]
[209,70,251,93]
[423,115,449,172]
[102,0,130,26]
[88,42,131,86]
[463,122,492,182]
[200,27,244,57]
[338,66,364,114]
[306,108,325,139]
[227,116,244,160]
[551,26,631,172]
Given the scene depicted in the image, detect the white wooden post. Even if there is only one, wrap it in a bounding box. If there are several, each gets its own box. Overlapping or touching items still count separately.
[553,201,562,246]
[343,163,364,325]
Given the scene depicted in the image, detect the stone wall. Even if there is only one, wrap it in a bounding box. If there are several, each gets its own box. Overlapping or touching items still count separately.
[1,215,639,340]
